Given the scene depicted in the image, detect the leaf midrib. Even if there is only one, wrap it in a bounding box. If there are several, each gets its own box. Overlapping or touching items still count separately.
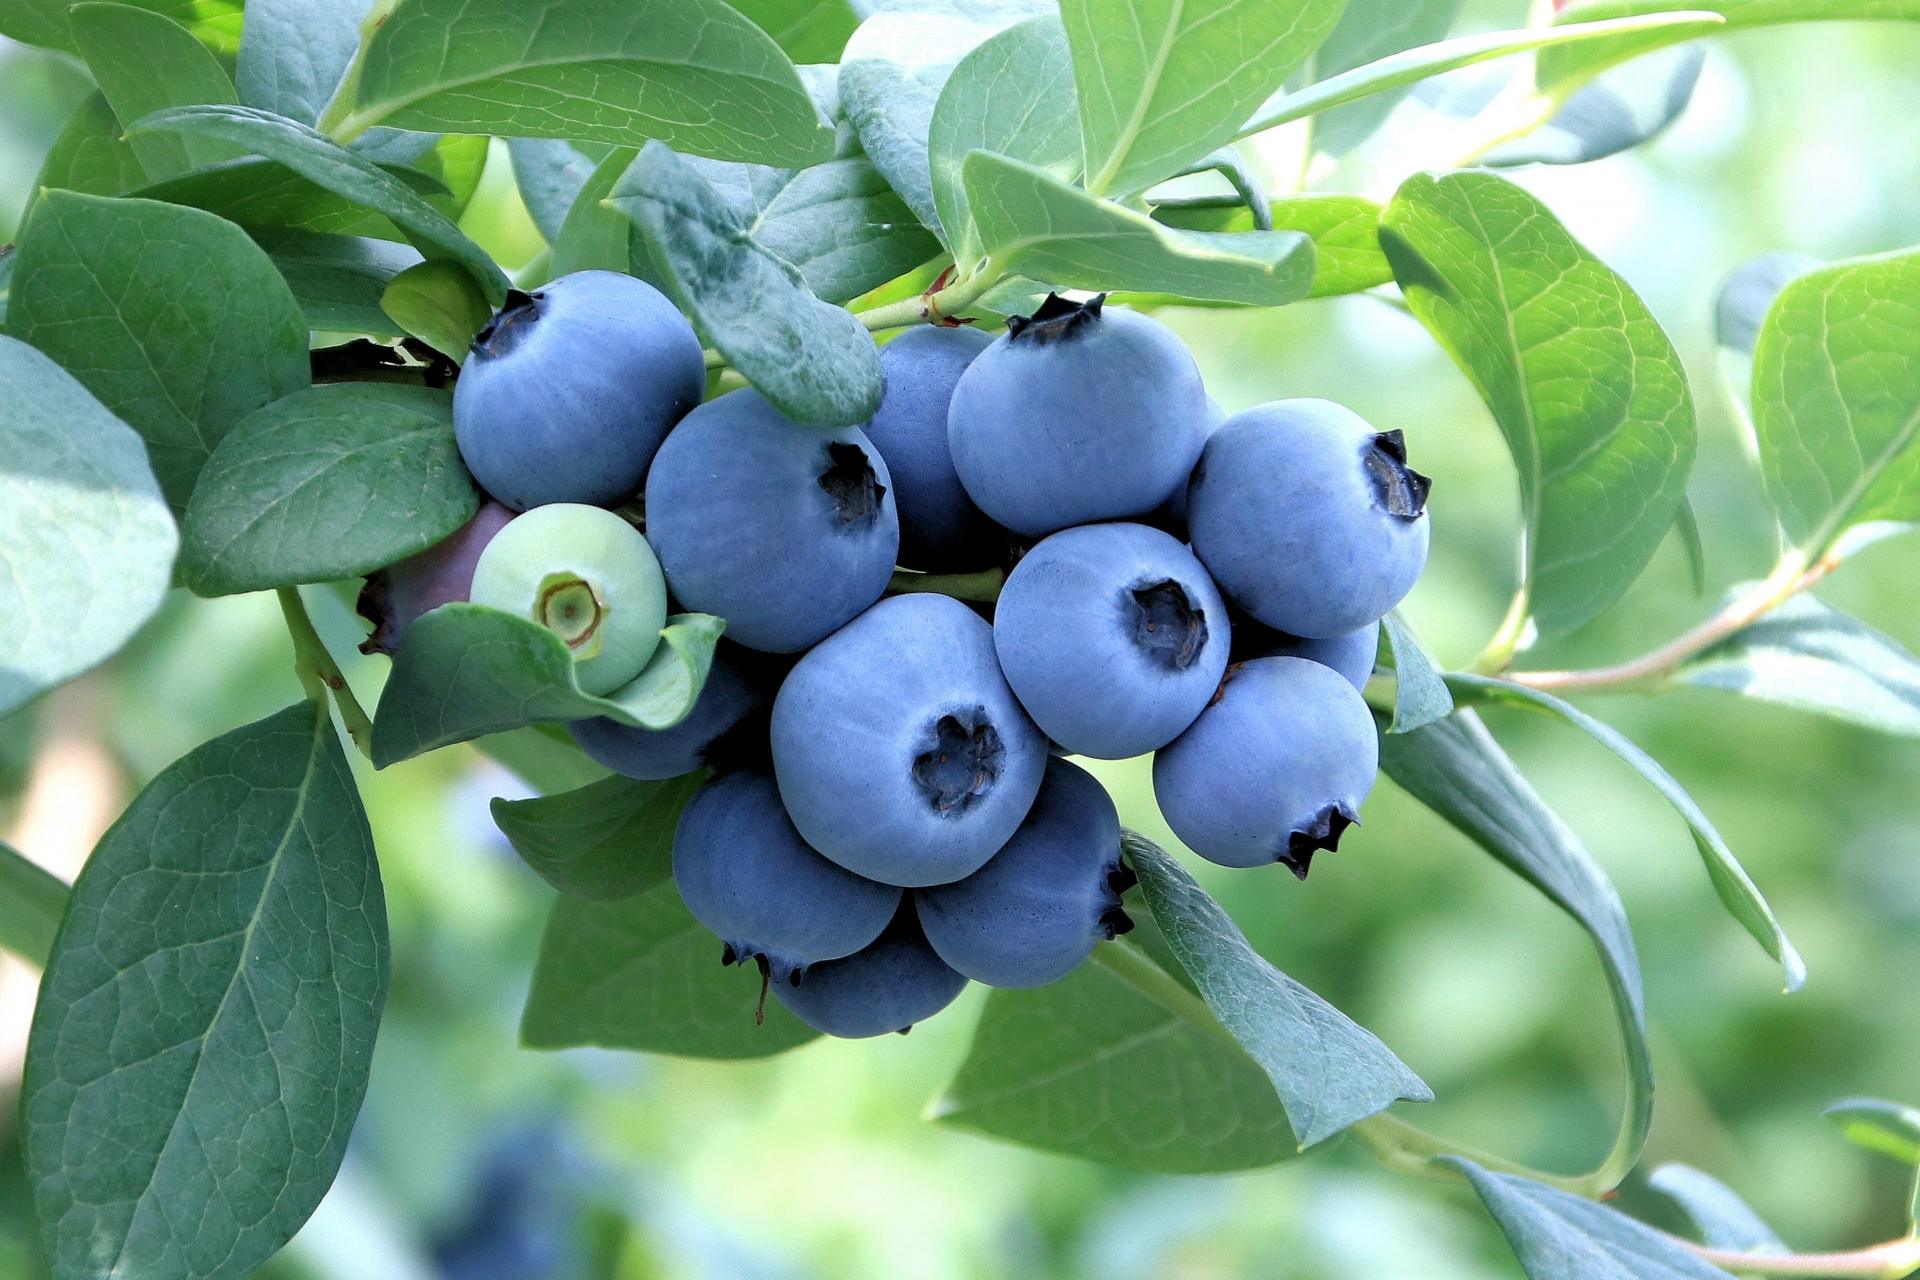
[1087,0,1187,197]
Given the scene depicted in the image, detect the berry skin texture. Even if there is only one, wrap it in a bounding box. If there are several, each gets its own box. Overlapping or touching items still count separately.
[1229,609,1379,692]
[1187,399,1431,639]
[916,757,1132,989]
[468,503,667,696]
[770,593,1048,887]
[453,271,703,511]
[771,900,968,1038]
[863,325,1004,572]
[1152,656,1379,875]
[947,295,1210,538]
[1146,395,1228,541]
[994,522,1231,759]
[569,648,768,779]
[672,771,901,988]
[357,500,512,655]
[646,389,900,653]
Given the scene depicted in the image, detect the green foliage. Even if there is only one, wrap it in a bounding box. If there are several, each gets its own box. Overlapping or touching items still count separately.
[68,3,242,182]
[1379,612,1452,733]
[22,699,387,1280]
[1824,1098,1920,1165]
[1382,170,1696,639]
[379,258,492,360]
[0,0,240,55]
[180,383,477,597]
[1647,1165,1789,1254]
[1309,0,1465,156]
[0,839,68,967]
[551,146,641,278]
[1752,250,1920,555]
[6,189,310,512]
[248,227,421,336]
[507,137,600,245]
[235,0,375,127]
[1150,194,1393,298]
[0,334,177,719]
[350,0,836,165]
[522,876,819,1058]
[491,772,704,901]
[732,0,862,63]
[371,605,724,766]
[28,91,148,208]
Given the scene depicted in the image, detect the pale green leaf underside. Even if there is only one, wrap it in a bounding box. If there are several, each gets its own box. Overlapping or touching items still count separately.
[1381,612,1452,733]
[1647,1164,1789,1255]
[0,838,69,967]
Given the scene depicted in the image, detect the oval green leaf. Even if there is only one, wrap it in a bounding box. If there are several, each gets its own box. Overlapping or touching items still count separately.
[68,2,243,182]
[1150,193,1393,298]
[380,259,492,361]
[0,839,69,967]
[248,227,424,337]
[491,771,705,902]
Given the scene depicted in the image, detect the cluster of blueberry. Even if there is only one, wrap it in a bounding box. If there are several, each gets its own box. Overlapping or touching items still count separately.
[361,270,1431,1039]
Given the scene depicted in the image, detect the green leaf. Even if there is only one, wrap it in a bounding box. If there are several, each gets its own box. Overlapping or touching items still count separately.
[248,227,424,337]
[1647,1165,1789,1255]
[1062,0,1347,198]
[1445,673,1803,991]
[1537,0,1920,100]
[1486,45,1703,168]
[0,839,68,967]
[129,104,513,304]
[724,153,944,307]
[1377,710,1652,1183]
[1309,0,1464,157]
[130,158,421,243]
[491,771,704,901]
[507,137,600,245]
[1124,832,1432,1147]
[180,383,477,597]
[22,699,388,1280]
[609,140,884,427]
[932,937,1298,1172]
[1824,1098,1920,1164]
[28,91,149,210]
[237,0,376,126]
[1442,1159,1737,1280]
[0,0,241,54]
[6,189,311,513]
[550,146,640,279]
[0,334,178,719]
[380,259,492,361]
[522,876,819,1059]
[732,0,861,62]
[68,3,244,182]
[371,604,724,767]
[474,723,612,796]
[1675,591,1920,739]
[1751,249,1920,555]
[964,150,1315,307]
[1381,170,1696,639]
[1234,13,1726,139]
[349,0,835,167]
[928,14,1083,271]
[837,0,1053,237]
[1673,495,1706,598]
[1151,193,1392,298]
[1380,612,1452,733]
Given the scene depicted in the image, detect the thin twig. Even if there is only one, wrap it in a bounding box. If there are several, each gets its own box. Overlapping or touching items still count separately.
[1679,1236,1920,1278]
[277,587,376,760]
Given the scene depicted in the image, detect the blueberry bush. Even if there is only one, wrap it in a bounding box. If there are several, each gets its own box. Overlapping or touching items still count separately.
[2,0,1920,1276]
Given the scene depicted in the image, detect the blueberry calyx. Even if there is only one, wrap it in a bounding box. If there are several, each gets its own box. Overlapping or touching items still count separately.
[1277,804,1359,880]
[1130,578,1209,671]
[911,711,1003,813]
[535,572,606,658]
[471,288,542,361]
[1005,292,1106,344]
[1098,905,1136,939]
[1364,430,1432,520]
[818,442,887,528]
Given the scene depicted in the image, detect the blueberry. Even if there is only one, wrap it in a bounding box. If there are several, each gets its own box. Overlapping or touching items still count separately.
[916,758,1132,988]
[1152,656,1378,875]
[947,294,1210,537]
[672,771,901,988]
[1229,608,1379,692]
[863,325,1006,572]
[771,594,1048,887]
[454,271,704,510]
[771,899,968,1038]
[569,647,769,779]
[1187,399,1430,638]
[994,522,1230,759]
[1145,395,1228,541]
[468,503,667,696]
[357,500,512,655]
[645,389,900,653]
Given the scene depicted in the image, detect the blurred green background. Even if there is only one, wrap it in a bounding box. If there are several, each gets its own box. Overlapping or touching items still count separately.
[6,7,1920,1278]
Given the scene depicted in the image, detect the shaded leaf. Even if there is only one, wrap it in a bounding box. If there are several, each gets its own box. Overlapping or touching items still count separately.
[248,227,424,337]
[180,383,476,597]
[1825,1098,1920,1165]
[7,189,311,512]
[474,724,612,797]
[964,150,1315,307]
[732,0,861,63]
[1310,0,1465,157]
[1382,170,1696,638]
[0,839,68,967]
[1124,832,1431,1147]
[491,772,705,901]
[1673,495,1706,598]
[1151,193,1392,298]
[1380,612,1452,733]
[522,877,818,1059]
[27,91,149,211]
[236,0,377,126]
[0,0,240,54]
[933,937,1299,1171]
[380,259,492,362]
[23,700,388,1280]
[1715,251,1823,358]
[507,137,600,244]
[0,334,178,719]
[130,157,422,242]
[1486,45,1703,167]
[552,146,641,279]
[371,604,723,767]
[68,2,243,182]
[1647,1164,1789,1255]
[733,152,944,307]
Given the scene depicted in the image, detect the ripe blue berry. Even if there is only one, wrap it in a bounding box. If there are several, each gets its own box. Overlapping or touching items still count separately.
[645,389,900,653]
[771,594,1048,887]
[994,522,1230,759]
[454,271,703,510]
[1188,399,1430,638]
[916,758,1132,989]
[771,900,968,1038]
[1152,656,1378,875]
[569,647,769,779]
[1230,609,1379,692]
